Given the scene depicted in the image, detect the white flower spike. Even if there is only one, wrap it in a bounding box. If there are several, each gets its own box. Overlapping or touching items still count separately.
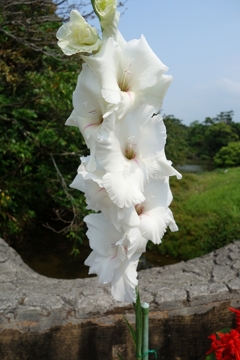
[59,0,181,304]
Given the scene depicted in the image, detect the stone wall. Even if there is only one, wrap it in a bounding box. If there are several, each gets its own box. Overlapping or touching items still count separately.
[0,238,240,360]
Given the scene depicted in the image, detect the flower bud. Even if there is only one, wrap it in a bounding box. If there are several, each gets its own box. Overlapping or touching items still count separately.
[92,0,117,28]
[56,10,101,56]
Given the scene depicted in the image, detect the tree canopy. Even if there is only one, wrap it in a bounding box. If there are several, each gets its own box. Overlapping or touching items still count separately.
[0,0,89,247]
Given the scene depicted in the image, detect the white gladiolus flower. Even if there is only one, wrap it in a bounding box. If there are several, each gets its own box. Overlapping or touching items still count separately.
[84,213,144,302]
[95,111,170,207]
[136,178,178,244]
[56,10,101,55]
[82,35,172,119]
[66,64,114,171]
[112,177,178,253]
[70,156,141,231]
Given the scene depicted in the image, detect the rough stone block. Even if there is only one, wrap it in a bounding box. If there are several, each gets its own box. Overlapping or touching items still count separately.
[0,238,240,360]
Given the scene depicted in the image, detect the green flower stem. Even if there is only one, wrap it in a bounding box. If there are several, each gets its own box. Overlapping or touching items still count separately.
[90,0,104,32]
[141,302,149,360]
[135,289,143,358]
[90,0,101,21]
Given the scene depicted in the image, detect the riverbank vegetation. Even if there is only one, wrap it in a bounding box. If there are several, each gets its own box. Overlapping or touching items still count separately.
[0,1,239,260]
[156,167,240,260]
[164,111,240,167]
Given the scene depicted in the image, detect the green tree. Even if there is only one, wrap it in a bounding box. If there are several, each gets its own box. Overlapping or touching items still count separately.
[232,122,240,139]
[0,0,95,58]
[0,0,128,252]
[188,111,238,161]
[188,120,207,160]
[204,121,239,158]
[163,115,190,165]
[0,1,90,247]
[214,142,240,167]
[213,110,234,125]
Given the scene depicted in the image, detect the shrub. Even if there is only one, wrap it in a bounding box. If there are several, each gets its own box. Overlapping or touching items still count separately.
[214,141,240,167]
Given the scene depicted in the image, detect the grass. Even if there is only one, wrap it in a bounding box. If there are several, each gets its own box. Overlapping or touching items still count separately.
[153,167,240,260]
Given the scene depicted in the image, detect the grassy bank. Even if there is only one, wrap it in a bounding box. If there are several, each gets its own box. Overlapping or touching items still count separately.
[155,167,240,260]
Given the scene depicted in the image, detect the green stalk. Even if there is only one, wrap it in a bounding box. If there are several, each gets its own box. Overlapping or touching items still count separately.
[90,0,101,22]
[141,302,149,360]
[135,288,143,359]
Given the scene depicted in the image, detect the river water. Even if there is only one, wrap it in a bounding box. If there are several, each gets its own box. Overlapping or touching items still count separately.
[176,160,212,173]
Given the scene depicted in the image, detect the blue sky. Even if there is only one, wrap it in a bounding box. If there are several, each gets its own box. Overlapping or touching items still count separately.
[115,0,240,125]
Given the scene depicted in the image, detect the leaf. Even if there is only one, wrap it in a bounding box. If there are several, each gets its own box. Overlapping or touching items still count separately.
[216,328,231,336]
[123,315,136,346]
[205,353,216,360]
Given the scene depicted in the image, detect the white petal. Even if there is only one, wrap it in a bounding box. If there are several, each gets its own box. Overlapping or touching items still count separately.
[127,228,148,258]
[155,150,182,179]
[96,138,125,172]
[103,171,145,208]
[70,173,86,193]
[137,114,167,156]
[102,11,126,48]
[82,38,121,105]
[84,213,122,255]
[143,177,172,208]
[85,252,117,284]
[118,206,140,229]
[85,181,106,212]
[111,252,141,303]
[65,110,77,127]
[139,208,170,244]
[136,178,178,244]
[121,35,169,90]
[116,90,138,119]
[167,208,179,232]
[143,74,173,112]
[72,64,105,119]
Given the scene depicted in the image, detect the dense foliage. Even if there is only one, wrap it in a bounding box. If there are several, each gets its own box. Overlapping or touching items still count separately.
[163,115,189,166]
[0,1,89,249]
[214,142,240,167]
[188,111,239,161]
[164,110,240,166]
[0,1,239,258]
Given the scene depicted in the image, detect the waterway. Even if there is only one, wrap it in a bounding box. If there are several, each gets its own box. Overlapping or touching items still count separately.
[176,160,212,173]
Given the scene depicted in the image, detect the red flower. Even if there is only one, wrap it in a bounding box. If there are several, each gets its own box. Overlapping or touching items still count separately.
[207,330,240,360]
[230,308,240,333]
